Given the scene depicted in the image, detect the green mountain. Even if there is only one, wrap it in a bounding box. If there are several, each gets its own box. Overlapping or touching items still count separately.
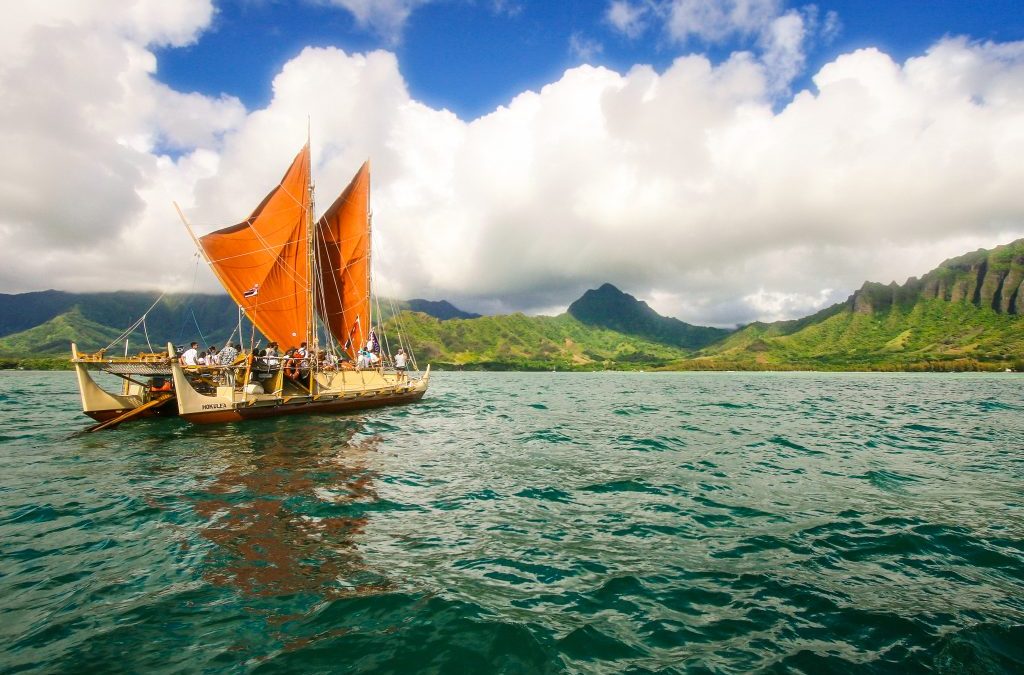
[3,238,1024,371]
[0,286,699,369]
[0,291,242,349]
[375,283,730,370]
[568,283,731,349]
[383,311,692,370]
[0,291,484,357]
[685,239,1024,371]
[0,307,126,355]
[405,299,480,320]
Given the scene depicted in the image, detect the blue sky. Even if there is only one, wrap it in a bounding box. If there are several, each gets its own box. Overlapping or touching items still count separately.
[157,1,1024,121]
[4,1,1024,324]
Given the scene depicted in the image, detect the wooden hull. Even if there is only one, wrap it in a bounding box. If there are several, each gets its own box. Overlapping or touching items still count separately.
[72,347,179,427]
[181,387,426,424]
[171,357,431,426]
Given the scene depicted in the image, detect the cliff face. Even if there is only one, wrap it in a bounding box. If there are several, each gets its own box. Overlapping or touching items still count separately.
[696,237,1024,370]
[847,239,1024,315]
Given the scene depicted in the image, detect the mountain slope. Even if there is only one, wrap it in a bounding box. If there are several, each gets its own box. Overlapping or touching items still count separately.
[405,299,481,320]
[385,311,691,369]
[0,290,77,336]
[0,291,243,343]
[3,239,1024,370]
[688,239,1024,370]
[0,307,128,355]
[0,292,483,356]
[568,283,731,349]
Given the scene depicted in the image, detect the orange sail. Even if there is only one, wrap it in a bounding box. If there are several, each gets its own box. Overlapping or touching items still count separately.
[198,145,311,348]
[315,161,370,354]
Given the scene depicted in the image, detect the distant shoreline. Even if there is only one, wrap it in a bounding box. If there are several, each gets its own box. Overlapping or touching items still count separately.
[3,358,1014,374]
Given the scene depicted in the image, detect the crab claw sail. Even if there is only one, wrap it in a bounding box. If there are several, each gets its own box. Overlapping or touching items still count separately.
[197,145,311,347]
[315,161,370,356]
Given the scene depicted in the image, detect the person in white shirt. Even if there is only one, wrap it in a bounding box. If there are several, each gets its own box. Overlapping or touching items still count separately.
[180,342,199,367]
[265,342,280,369]
[394,348,407,379]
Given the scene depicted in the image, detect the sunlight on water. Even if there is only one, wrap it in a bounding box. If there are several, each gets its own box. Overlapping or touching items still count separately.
[1,371,1023,673]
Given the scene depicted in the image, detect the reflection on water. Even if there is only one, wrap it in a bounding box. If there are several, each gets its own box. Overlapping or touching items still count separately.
[193,425,390,600]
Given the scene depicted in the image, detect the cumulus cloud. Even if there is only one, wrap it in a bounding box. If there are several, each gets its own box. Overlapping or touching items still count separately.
[196,37,1024,326]
[2,6,1024,329]
[0,0,240,291]
[606,0,819,93]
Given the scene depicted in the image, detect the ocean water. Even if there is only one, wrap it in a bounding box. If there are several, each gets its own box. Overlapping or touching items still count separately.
[1,370,1022,674]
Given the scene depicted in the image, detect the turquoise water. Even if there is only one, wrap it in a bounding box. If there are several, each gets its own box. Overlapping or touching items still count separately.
[1,370,1023,673]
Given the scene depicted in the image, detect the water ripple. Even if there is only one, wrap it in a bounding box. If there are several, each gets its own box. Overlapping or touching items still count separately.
[1,371,1023,672]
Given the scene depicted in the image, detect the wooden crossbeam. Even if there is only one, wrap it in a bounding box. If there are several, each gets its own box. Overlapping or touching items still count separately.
[85,394,174,432]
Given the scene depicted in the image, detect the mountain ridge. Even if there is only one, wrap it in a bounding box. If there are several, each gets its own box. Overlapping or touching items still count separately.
[405,299,481,320]
[2,237,1023,370]
[567,283,731,350]
[688,238,1024,370]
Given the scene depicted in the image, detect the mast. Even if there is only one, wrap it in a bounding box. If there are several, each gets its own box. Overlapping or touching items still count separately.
[366,160,373,347]
[306,138,317,364]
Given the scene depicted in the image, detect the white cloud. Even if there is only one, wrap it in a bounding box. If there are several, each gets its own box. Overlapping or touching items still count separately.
[569,32,605,61]
[2,6,1024,329]
[322,0,431,44]
[665,0,782,43]
[759,10,807,92]
[0,1,238,291]
[820,9,841,44]
[0,0,212,58]
[607,0,818,92]
[742,287,834,323]
[606,1,649,39]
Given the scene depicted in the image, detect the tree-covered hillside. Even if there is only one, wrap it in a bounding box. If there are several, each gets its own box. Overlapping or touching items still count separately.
[3,238,1024,371]
[682,239,1024,371]
[385,311,692,370]
[568,283,731,349]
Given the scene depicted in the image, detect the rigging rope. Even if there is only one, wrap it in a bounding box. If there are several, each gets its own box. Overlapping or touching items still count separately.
[369,228,420,374]
[190,308,209,350]
[143,317,154,353]
[176,253,203,344]
[103,289,168,352]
